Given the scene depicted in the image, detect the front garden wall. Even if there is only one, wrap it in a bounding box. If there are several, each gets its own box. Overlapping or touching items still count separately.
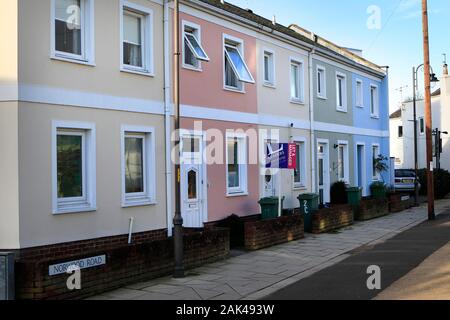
[355,198,389,221]
[244,212,304,251]
[312,204,353,234]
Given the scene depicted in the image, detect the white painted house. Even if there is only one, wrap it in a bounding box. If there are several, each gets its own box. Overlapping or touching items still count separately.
[390,63,450,170]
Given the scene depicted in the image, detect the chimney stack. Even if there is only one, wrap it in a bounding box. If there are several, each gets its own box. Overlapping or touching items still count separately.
[444,63,448,76]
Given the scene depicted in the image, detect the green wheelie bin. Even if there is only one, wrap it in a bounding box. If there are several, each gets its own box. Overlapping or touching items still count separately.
[258,197,285,220]
[347,187,362,206]
[298,193,319,232]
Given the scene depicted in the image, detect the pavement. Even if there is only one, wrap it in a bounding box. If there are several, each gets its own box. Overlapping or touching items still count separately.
[88,199,450,301]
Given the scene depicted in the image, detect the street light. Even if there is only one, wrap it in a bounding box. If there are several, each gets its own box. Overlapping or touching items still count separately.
[173,0,184,278]
[411,64,439,206]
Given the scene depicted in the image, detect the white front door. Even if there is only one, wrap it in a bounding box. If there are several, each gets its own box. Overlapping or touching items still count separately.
[356,144,366,196]
[181,134,206,228]
[317,142,330,205]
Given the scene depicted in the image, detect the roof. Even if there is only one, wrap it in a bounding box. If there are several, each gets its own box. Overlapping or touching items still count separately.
[390,109,402,119]
[432,88,441,97]
[194,0,386,76]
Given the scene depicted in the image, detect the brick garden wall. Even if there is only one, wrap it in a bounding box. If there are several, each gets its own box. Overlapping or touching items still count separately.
[389,193,414,213]
[312,204,353,234]
[244,213,304,251]
[355,199,389,221]
[14,228,229,300]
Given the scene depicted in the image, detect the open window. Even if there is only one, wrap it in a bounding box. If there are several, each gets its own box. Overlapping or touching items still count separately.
[183,22,209,70]
[224,35,255,90]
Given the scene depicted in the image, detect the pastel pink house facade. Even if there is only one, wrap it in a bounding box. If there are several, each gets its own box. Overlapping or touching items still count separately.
[179,11,260,223]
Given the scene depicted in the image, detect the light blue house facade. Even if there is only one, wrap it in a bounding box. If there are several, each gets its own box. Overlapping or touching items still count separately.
[352,71,390,196]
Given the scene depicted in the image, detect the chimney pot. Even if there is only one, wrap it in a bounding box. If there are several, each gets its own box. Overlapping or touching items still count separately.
[444,63,448,76]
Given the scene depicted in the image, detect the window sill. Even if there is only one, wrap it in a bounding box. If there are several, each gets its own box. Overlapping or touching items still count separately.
[336,108,348,113]
[356,105,364,108]
[263,82,276,89]
[223,86,245,94]
[293,185,307,191]
[317,95,327,100]
[371,115,380,119]
[182,64,203,72]
[226,192,249,198]
[51,54,96,67]
[120,67,155,78]
[290,99,305,105]
[122,199,157,208]
[53,205,97,215]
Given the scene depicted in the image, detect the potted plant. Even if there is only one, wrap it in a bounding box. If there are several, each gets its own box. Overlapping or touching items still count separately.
[371,154,389,199]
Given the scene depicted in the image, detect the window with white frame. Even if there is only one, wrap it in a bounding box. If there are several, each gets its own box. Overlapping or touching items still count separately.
[290,59,304,103]
[337,142,349,182]
[356,79,364,107]
[398,126,403,138]
[263,50,275,86]
[52,0,94,63]
[317,66,326,98]
[120,2,153,74]
[293,140,306,189]
[336,72,347,111]
[53,121,96,214]
[226,134,248,195]
[370,85,379,117]
[183,21,209,70]
[372,144,380,180]
[419,117,425,135]
[121,126,156,207]
[224,35,255,91]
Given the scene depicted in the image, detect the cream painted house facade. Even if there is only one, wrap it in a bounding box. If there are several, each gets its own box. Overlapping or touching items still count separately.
[256,35,313,209]
[0,0,170,250]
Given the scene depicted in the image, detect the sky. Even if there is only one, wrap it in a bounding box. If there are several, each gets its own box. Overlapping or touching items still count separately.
[227,0,450,113]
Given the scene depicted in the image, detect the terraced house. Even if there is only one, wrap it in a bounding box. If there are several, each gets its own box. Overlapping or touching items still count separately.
[0,0,390,299]
[289,25,390,203]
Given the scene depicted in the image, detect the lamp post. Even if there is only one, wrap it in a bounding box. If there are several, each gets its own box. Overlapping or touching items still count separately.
[412,65,439,206]
[173,0,184,278]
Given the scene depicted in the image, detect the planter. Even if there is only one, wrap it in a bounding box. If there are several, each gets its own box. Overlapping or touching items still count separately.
[244,213,304,251]
[388,193,414,213]
[355,198,389,221]
[312,204,353,234]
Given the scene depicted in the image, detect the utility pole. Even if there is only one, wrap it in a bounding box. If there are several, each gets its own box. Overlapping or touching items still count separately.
[421,0,435,220]
[412,67,419,206]
[173,0,185,278]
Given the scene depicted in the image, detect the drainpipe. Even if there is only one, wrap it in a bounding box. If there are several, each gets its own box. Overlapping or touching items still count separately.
[309,47,317,193]
[163,0,173,237]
